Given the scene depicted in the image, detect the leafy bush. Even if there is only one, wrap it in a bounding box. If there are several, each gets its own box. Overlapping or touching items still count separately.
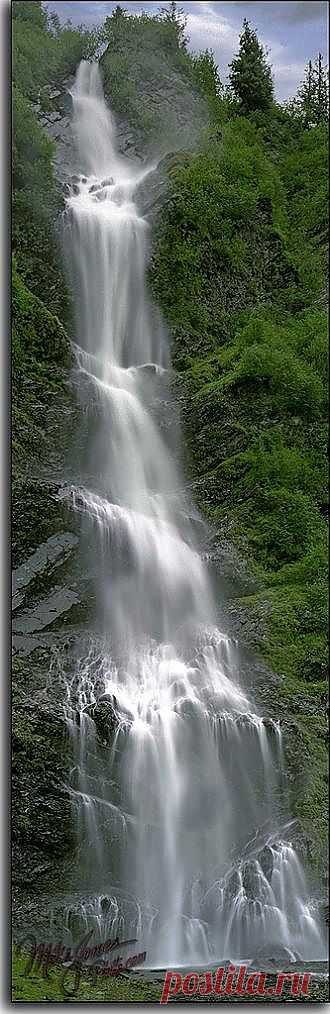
[231,342,324,417]
[11,0,98,320]
[12,1,99,101]
[12,85,69,319]
[246,488,321,567]
[151,52,328,731]
[12,262,70,471]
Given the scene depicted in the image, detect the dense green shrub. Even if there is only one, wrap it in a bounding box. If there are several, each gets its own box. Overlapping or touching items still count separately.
[12,0,98,101]
[12,261,71,475]
[12,0,100,319]
[150,41,328,731]
[12,85,69,320]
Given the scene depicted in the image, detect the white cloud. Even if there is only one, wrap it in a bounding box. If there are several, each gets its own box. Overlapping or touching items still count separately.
[274,60,306,80]
[187,10,237,45]
[185,8,240,76]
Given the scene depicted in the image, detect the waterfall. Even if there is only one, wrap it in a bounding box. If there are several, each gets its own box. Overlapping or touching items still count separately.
[61,61,325,967]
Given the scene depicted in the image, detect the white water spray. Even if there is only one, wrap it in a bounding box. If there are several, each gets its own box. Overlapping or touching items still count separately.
[62,62,325,966]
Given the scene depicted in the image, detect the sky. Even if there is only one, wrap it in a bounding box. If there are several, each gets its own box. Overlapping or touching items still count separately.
[46,1,329,101]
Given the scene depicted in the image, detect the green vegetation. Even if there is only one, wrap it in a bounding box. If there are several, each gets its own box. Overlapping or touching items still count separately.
[158,0,188,49]
[191,48,223,108]
[11,0,328,985]
[12,0,99,102]
[12,82,68,318]
[12,1,96,483]
[229,19,274,113]
[12,0,100,316]
[148,14,328,871]
[12,260,70,476]
[12,0,99,320]
[12,947,162,1003]
[99,5,193,141]
[287,54,329,128]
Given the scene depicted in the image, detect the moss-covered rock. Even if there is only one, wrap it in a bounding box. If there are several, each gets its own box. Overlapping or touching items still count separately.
[12,263,72,481]
[12,263,81,911]
[12,654,75,915]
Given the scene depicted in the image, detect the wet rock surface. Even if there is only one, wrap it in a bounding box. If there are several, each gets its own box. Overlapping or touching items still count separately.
[258,844,274,883]
[130,962,329,1003]
[12,533,78,612]
[12,653,74,920]
[13,586,81,634]
[87,696,118,746]
[13,45,328,964]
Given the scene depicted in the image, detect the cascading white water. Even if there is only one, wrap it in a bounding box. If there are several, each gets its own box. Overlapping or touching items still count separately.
[62,61,325,967]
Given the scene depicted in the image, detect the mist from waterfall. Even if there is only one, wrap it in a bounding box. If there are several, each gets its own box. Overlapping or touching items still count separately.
[61,61,325,968]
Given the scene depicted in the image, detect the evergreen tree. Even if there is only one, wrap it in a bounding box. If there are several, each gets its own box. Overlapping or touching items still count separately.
[112,5,127,18]
[48,11,61,37]
[293,54,329,127]
[229,19,274,114]
[158,1,188,49]
[103,5,126,36]
[192,49,222,104]
[316,53,328,124]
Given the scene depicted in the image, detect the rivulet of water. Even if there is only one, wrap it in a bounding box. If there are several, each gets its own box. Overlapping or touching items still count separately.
[61,61,326,967]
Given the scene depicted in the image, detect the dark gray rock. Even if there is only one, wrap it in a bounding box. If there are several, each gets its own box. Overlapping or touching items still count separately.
[89,697,119,746]
[257,845,274,883]
[13,586,81,634]
[223,869,240,905]
[250,944,299,966]
[12,533,78,611]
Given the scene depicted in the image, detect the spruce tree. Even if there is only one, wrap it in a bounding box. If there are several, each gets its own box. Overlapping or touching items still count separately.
[295,54,329,126]
[193,49,222,103]
[111,5,127,18]
[159,1,188,49]
[229,20,274,114]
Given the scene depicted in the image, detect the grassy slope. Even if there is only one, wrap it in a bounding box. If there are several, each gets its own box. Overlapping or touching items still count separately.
[12,949,162,1003]
[150,112,328,876]
[12,265,70,464]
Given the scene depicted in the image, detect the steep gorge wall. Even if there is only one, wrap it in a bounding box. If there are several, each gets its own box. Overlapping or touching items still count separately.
[12,25,209,927]
[12,19,328,933]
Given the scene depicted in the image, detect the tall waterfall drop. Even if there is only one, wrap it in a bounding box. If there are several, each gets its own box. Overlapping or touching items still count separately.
[62,62,325,968]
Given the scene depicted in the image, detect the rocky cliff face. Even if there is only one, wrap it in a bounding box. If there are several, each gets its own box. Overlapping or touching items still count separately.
[12,27,327,942]
[11,36,209,933]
